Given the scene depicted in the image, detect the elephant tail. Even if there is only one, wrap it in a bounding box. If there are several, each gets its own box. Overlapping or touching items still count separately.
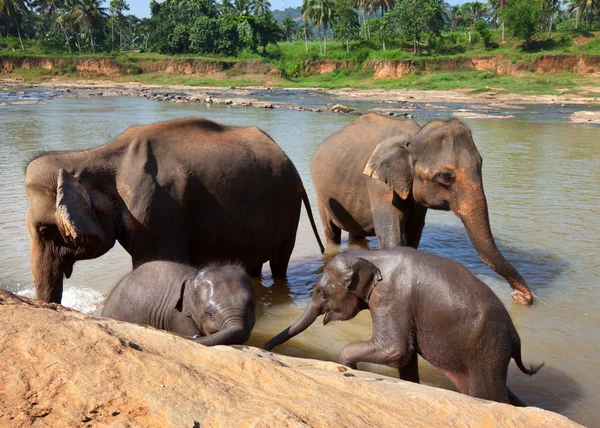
[302,189,325,254]
[511,326,544,376]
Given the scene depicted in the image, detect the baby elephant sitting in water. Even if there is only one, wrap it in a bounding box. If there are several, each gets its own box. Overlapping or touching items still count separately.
[102,261,255,346]
[265,247,543,406]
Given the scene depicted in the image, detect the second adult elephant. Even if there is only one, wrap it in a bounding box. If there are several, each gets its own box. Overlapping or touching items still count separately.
[311,113,533,304]
[25,117,323,304]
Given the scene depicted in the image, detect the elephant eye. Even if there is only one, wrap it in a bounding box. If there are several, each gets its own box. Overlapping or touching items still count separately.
[436,171,455,187]
[318,289,329,301]
[37,225,54,239]
[204,309,214,319]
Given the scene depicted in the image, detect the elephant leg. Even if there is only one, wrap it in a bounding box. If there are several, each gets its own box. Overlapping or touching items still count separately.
[399,353,420,383]
[368,183,406,249]
[507,388,527,407]
[270,234,297,278]
[406,205,427,249]
[248,265,263,277]
[463,367,509,403]
[372,204,405,250]
[317,198,341,245]
[339,338,413,371]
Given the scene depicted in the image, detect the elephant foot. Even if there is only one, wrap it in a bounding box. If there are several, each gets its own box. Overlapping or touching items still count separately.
[511,290,533,306]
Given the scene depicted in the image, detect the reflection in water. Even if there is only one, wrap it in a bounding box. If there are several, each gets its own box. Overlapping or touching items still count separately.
[0,94,598,425]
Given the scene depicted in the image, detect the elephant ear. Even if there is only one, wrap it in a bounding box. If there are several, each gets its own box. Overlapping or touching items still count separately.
[116,138,158,227]
[363,134,413,199]
[346,257,383,302]
[55,169,105,242]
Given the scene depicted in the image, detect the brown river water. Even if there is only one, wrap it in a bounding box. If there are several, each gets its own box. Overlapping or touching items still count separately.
[0,90,598,425]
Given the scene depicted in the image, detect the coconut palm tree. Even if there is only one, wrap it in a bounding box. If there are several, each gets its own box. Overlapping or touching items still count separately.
[298,17,312,52]
[233,0,250,16]
[73,0,108,53]
[252,0,270,15]
[302,0,335,55]
[0,0,30,50]
[448,4,462,32]
[282,17,298,41]
[463,1,487,43]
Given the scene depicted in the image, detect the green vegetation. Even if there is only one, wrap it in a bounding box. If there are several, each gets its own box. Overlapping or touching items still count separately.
[1,0,600,94]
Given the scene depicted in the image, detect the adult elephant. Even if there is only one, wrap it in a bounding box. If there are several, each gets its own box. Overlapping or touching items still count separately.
[25,117,324,304]
[310,113,533,305]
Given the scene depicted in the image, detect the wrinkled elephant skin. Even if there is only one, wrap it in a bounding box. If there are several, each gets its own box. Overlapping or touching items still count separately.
[310,113,533,304]
[25,118,323,303]
[101,261,255,346]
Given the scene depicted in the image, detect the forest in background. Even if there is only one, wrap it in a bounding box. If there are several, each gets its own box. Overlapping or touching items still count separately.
[1,0,599,57]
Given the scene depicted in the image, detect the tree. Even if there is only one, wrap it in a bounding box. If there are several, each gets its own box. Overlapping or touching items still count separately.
[0,0,30,50]
[393,0,444,53]
[333,0,358,51]
[252,0,270,15]
[302,0,334,56]
[501,0,541,45]
[463,1,487,43]
[109,0,129,50]
[474,18,492,47]
[233,0,250,16]
[298,17,312,52]
[73,0,108,53]
[255,11,281,52]
[281,16,297,41]
[448,4,462,32]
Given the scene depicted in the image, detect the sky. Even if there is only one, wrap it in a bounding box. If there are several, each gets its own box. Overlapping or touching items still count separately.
[125,0,466,19]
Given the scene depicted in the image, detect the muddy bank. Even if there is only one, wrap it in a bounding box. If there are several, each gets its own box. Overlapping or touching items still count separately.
[2,54,600,80]
[0,289,581,427]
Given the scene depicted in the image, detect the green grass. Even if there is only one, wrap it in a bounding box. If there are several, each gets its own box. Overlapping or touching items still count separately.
[2,30,600,96]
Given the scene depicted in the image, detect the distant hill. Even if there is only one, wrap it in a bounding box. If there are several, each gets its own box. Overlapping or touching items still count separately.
[272,7,302,24]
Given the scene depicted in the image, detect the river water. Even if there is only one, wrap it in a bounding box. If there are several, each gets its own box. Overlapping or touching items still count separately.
[0,89,598,425]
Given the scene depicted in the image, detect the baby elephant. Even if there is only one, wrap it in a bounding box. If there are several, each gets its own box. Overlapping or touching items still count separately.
[102,261,255,346]
[265,247,542,406]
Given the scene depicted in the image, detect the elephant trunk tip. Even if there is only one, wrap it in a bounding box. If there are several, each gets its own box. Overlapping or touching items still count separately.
[511,289,534,306]
[264,327,291,351]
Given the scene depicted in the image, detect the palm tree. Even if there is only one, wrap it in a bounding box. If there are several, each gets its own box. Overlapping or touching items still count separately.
[252,0,270,15]
[232,0,250,16]
[358,0,376,39]
[218,0,234,13]
[0,0,30,50]
[282,17,298,41]
[302,0,335,55]
[464,1,487,43]
[298,17,312,52]
[448,5,462,32]
[73,0,108,53]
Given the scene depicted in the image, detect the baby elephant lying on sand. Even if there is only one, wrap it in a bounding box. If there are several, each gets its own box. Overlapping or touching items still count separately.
[102,261,255,346]
[265,247,543,406]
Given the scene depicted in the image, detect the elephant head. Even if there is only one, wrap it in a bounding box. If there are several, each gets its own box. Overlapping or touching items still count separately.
[364,119,533,305]
[265,256,377,351]
[25,159,117,303]
[181,265,255,346]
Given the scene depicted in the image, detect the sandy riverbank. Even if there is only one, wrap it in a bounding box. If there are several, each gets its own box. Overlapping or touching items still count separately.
[2,78,600,122]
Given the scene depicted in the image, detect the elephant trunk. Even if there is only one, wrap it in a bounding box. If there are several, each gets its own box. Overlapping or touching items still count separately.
[192,318,250,347]
[31,242,66,303]
[265,301,320,351]
[454,184,533,305]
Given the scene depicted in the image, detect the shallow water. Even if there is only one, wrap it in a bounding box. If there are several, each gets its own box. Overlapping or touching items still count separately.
[0,91,599,425]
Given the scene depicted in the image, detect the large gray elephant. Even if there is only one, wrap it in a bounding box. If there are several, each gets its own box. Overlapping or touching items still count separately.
[25,117,324,303]
[310,113,533,304]
[102,261,255,346]
[265,248,543,405]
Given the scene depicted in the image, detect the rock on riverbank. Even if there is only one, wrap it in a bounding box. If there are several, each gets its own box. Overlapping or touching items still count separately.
[0,289,580,427]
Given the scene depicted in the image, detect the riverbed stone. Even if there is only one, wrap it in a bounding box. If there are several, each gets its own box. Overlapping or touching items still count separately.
[570,110,600,124]
[0,289,580,427]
